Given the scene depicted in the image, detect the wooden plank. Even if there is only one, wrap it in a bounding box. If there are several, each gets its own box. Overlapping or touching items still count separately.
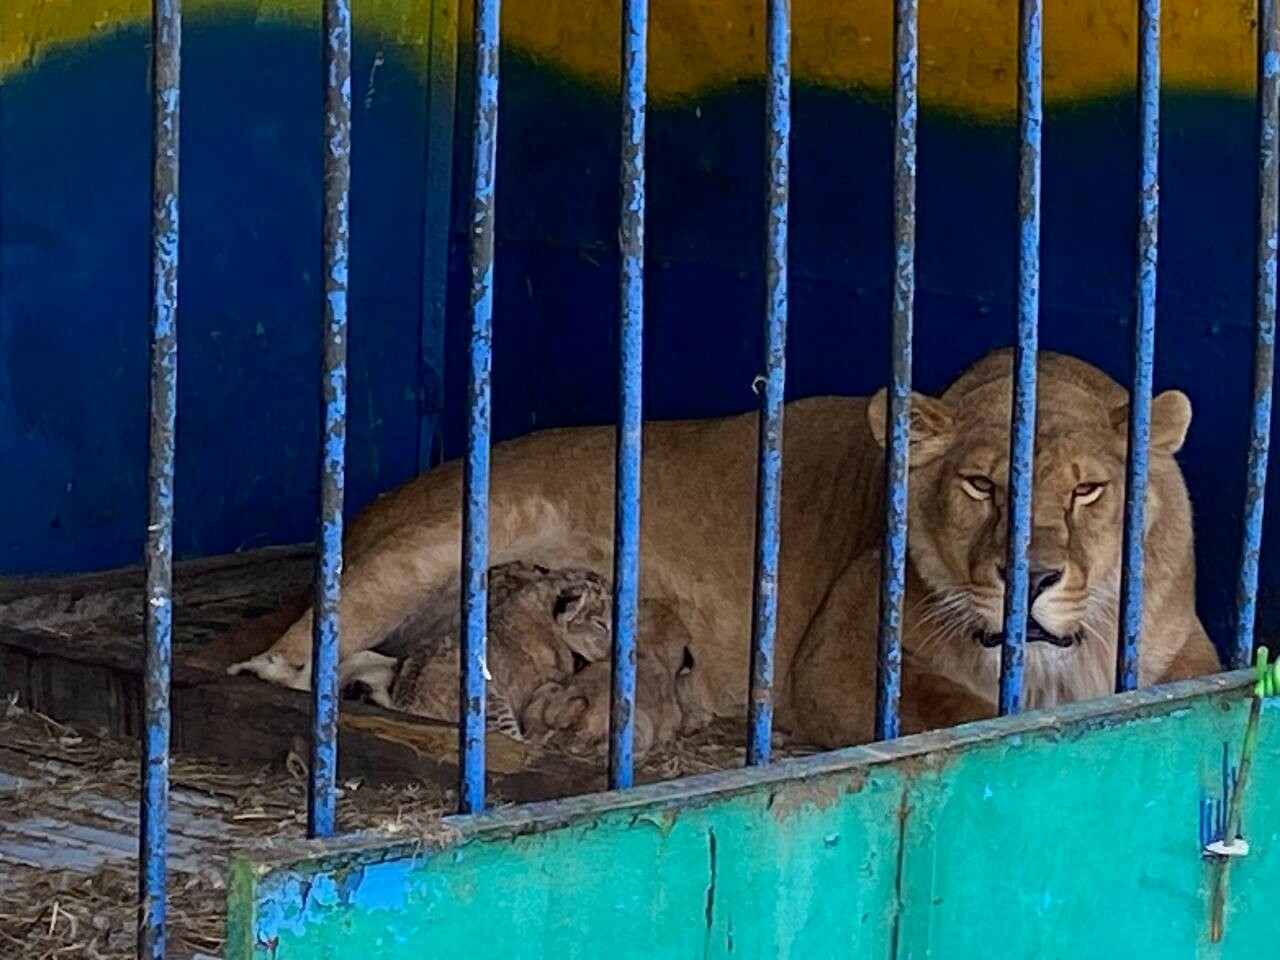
[0,545,605,801]
[173,662,605,800]
[0,759,230,876]
[1,623,603,801]
[0,544,312,606]
[223,673,1271,960]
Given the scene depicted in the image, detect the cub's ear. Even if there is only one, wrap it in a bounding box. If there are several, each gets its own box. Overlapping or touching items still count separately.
[1109,389,1192,455]
[553,588,586,623]
[867,388,955,467]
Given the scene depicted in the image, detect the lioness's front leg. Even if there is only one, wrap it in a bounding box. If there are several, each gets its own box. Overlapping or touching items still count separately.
[785,551,881,749]
[228,519,466,688]
[1154,622,1223,684]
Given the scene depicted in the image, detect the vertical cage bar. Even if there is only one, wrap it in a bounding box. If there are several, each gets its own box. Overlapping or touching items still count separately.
[139,0,180,956]
[460,0,501,813]
[1235,0,1280,670]
[999,0,1043,717]
[875,0,918,744]
[308,0,352,840]
[609,0,648,789]
[746,0,791,766]
[1116,0,1161,693]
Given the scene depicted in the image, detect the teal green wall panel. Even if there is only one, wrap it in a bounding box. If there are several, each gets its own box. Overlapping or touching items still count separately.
[227,674,1280,958]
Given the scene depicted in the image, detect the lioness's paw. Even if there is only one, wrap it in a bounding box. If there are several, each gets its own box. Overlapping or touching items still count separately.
[227,652,311,690]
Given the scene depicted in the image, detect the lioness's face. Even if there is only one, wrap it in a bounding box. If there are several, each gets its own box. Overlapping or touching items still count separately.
[910,431,1125,647]
[869,361,1192,700]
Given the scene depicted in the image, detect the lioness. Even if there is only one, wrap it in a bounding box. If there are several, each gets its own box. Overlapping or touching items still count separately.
[227,349,1221,748]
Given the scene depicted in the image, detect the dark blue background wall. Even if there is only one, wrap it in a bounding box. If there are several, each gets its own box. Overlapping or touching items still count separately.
[0,18,1268,659]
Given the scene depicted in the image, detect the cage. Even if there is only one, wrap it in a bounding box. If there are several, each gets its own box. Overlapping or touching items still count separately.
[2,0,1279,956]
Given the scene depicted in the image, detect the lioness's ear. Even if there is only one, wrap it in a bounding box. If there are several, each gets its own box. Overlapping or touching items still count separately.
[1110,389,1193,455]
[867,388,955,466]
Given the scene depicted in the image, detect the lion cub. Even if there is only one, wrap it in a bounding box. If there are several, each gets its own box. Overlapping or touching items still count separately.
[338,561,613,741]
[521,599,702,761]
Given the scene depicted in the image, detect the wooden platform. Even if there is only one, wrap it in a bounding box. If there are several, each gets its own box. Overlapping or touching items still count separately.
[0,546,606,804]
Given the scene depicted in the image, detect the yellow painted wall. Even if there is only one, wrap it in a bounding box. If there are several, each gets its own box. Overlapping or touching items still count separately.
[1,0,1260,114]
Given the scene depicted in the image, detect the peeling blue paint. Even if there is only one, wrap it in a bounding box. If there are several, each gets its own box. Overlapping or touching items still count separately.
[139,1,182,957]
[876,0,917,743]
[1235,0,1280,670]
[309,0,353,841]
[610,0,649,789]
[347,861,416,913]
[1117,0,1161,692]
[999,0,1043,717]
[747,0,791,766]
[460,0,503,814]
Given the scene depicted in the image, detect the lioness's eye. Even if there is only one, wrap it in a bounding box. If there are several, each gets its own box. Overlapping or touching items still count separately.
[960,475,995,501]
[1073,482,1106,506]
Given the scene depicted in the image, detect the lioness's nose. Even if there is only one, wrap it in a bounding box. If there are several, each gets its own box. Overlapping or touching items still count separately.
[996,564,1063,601]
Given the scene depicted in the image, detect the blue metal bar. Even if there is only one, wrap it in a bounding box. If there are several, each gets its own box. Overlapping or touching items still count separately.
[609,0,648,789]
[460,0,501,814]
[139,1,180,956]
[1235,0,1280,670]
[308,0,352,840]
[999,0,1043,717]
[417,0,460,473]
[1116,0,1161,693]
[746,0,791,767]
[874,0,918,744]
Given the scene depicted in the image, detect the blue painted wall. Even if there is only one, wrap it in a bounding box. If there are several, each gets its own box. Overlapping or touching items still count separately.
[0,17,1269,662]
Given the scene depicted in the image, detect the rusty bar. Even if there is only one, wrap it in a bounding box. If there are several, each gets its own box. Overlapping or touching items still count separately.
[609,0,648,789]
[999,0,1042,716]
[460,0,501,813]
[875,0,918,743]
[1235,0,1280,670]
[1116,0,1160,692]
[139,0,180,955]
[746,0,791,766]
[308,0,352,840]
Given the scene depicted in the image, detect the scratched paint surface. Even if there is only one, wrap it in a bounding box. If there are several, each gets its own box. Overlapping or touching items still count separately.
[895,711,1279,958]
[231,775,900,959]
[227,678,1280,958]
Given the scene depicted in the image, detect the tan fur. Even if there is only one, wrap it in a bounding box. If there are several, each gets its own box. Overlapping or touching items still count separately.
[229,349,1222,750]
[336,562,613,741]
[521,599,696,761]
[792,352,1219,745]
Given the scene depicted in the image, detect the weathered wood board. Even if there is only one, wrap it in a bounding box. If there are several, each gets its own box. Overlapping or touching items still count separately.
[0,546,605,803]
[225,672,1280,959]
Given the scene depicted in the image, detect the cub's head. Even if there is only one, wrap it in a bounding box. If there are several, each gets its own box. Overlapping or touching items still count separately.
[868,349,1195,707]
[546,570,613,664]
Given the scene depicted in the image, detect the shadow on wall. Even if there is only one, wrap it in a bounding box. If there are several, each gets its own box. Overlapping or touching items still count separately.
[0,16,1269,660]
